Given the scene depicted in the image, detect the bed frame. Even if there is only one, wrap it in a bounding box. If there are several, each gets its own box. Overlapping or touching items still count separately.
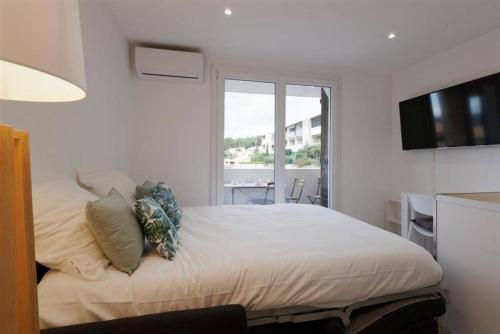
[246,286,444,327]
[37,261,446,334]
[1,83,445,334]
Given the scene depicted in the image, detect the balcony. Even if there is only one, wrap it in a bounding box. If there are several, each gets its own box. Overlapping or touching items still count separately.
[223,167,321,205]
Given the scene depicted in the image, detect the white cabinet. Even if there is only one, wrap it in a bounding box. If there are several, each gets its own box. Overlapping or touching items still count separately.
[437,193,500,334]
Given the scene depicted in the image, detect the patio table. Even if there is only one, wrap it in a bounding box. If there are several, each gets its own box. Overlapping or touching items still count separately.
[224,183,271,205]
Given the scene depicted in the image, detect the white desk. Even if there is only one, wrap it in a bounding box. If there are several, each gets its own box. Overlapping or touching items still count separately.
[224,183,271,205]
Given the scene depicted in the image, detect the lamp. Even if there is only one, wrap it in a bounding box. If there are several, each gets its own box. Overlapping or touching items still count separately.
[0,1,87,334]
[0,0,87,102]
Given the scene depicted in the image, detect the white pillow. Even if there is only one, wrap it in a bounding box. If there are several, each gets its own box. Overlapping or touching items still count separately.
[77,170,136,206]
[33,178,110,281]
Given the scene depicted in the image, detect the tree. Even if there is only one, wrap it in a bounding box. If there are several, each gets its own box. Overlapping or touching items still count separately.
[224,151,236,159]
[294,145,320,167]
[224,136,262,150]
[250,149,273,165]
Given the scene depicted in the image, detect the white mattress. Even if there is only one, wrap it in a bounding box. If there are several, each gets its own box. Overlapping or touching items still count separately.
[38,204,442,329]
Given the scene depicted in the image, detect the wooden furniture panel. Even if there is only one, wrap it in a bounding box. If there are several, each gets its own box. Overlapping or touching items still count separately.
[0,125,38,334]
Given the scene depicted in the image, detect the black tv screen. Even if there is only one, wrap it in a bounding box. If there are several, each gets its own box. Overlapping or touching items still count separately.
[399,72,500,150]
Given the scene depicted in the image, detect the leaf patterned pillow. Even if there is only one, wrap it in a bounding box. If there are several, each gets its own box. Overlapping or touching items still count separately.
[134,197,178,260]
[151,182,182,229]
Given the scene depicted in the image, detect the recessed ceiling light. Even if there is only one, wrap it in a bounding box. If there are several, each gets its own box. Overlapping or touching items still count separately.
[224,8,232,16]
[388,33,397,39]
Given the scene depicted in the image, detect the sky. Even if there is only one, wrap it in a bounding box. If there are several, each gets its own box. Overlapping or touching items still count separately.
[224,93,323,139]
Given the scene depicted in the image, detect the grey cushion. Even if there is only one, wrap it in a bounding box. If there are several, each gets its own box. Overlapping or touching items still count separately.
[412,217,434,232]
[86,188,144,274]
[136,181,156,200]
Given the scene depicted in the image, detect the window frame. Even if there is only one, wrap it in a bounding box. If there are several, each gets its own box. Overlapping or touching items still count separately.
[210,65,341,209]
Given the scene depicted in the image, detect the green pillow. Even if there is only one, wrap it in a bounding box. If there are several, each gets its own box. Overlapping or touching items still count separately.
[151,182,182,229]
[136,181,156,200]
[86,188,144,274]
[135,196,178,260]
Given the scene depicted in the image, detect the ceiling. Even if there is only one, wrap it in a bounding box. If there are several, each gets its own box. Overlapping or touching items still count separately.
[104,0,500,74]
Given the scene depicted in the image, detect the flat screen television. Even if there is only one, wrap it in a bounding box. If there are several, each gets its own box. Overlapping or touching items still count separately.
[399,72,500,150]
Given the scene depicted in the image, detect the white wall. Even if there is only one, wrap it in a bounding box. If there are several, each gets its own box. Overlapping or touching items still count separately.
[129,75,211,206]
[0,0,133,182]
[0,2,393,227]
[341,73,393,227]
[130,63,393,227]
[391,29,500,197]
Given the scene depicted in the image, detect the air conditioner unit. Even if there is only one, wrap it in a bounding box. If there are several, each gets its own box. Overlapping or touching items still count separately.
[134,47,204,84]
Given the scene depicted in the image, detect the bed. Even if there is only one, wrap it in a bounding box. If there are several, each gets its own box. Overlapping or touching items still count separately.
[37,204,443,330]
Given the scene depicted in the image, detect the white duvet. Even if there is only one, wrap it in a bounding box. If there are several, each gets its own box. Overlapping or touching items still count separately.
[38,204,442,329]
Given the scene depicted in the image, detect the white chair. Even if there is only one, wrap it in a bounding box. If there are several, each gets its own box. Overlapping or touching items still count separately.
[407,194,434,244]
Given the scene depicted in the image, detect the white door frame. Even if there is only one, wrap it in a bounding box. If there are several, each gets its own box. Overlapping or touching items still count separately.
[210,64,341,209]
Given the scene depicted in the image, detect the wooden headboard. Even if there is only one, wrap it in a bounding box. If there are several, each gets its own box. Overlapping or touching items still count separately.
[0,125,39,334]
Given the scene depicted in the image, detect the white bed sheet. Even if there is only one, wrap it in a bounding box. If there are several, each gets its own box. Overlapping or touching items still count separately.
[38,204,442,329]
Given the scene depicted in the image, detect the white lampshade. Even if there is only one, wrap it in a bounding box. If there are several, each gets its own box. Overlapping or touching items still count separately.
[0,0,87,102]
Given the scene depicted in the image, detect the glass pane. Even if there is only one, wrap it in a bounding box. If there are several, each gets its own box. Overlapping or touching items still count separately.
[223,79,275,205]
[285,84,330,206]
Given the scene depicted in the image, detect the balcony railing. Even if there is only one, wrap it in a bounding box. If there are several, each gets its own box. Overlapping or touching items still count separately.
[223,167,320,205]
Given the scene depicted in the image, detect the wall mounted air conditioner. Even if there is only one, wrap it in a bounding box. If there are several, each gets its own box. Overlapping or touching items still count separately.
[135,47,204,84]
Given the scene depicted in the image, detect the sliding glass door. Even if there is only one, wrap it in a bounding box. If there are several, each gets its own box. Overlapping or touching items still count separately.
[223,79,275,205]
[216,69,336,208]
[285,84,330,207]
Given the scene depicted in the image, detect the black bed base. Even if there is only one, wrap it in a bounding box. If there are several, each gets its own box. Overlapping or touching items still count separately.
[248,293,446,334]
[40,305,248,334]
[247,286,445,327]
[249,318,439,334]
